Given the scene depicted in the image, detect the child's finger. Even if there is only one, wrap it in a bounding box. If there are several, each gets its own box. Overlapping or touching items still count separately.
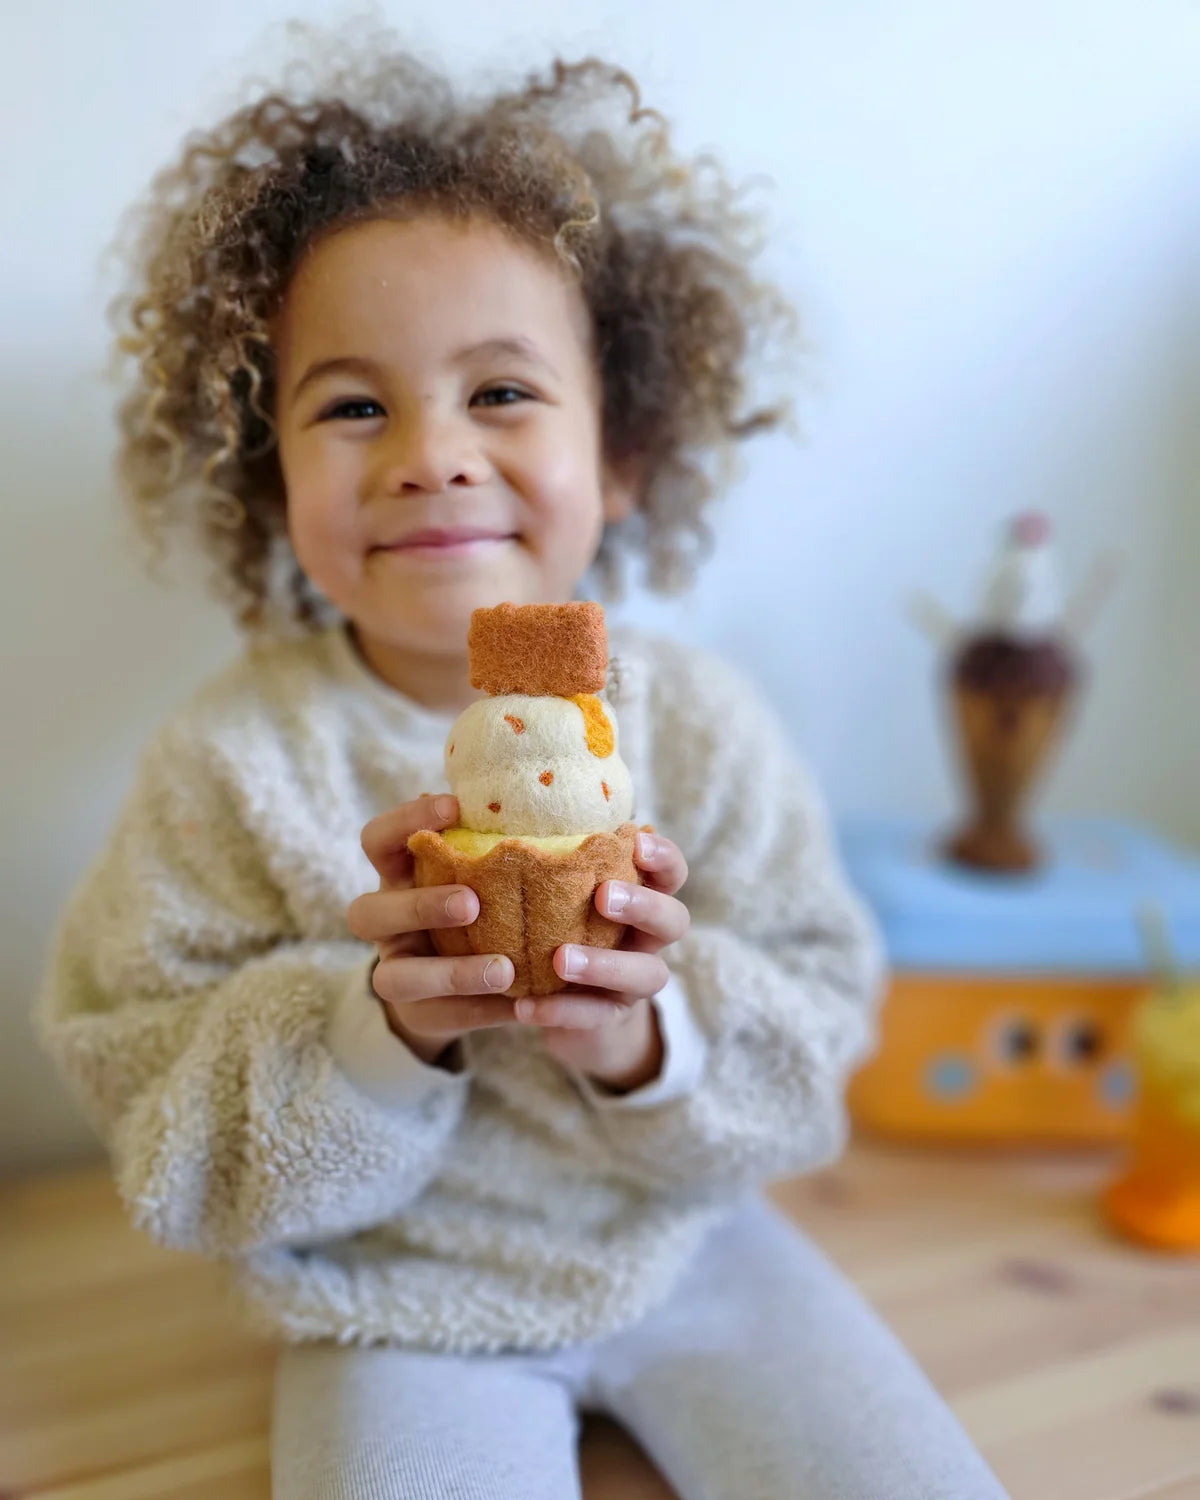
[513,992,626,1028]
[633,831,688,895]
[595,881,689,950]
[382,993,519,1038]
[553,942,669,997]
[374,950,514,1007]
[360,793,459,886]
[347,882,478,942]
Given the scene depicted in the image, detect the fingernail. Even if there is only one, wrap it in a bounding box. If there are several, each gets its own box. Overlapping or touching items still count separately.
[445,890,473,922]
[516,999,536,1022]
[606,882,629,915]
[636,832,659,860]
[434,795,456,821]
[484,957,512,989]
[561,945,586,979]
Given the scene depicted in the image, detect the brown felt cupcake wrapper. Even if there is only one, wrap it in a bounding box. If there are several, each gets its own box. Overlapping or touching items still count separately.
[407,822,653,998]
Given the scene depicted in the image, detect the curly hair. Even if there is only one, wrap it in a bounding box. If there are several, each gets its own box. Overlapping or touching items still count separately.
[105,16,807,638]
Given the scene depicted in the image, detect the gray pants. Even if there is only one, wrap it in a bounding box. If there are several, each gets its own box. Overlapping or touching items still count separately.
[271,1193,1009,1499]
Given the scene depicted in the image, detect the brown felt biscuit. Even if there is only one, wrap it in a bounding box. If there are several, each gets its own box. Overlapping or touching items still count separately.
[468,601,608,698]
[407,822,655,998]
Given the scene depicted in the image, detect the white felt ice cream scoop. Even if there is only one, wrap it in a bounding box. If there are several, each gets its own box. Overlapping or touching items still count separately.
[445,691,634,837]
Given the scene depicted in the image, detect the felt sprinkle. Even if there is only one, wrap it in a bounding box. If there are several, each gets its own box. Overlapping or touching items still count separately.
[539,770,554,786]
[567,693,614,758]
[449,743,455,755]
[504,714,526,734]
[488,801,501,813]
[601,782,611,801]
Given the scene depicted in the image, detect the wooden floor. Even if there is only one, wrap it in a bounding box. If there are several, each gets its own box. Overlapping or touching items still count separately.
[3,1139,1199,1499]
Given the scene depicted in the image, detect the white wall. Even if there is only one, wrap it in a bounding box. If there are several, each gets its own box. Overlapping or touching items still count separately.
[4,1,1197,1176]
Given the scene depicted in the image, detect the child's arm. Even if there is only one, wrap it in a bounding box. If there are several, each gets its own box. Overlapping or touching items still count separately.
[33,722,471,1260]
[570,640,887,1194]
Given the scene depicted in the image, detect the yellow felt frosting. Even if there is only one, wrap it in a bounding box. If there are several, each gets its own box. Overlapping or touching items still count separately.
[441,827,589,858]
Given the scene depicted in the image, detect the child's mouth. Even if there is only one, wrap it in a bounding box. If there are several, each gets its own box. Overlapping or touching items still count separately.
[376,533,518,560]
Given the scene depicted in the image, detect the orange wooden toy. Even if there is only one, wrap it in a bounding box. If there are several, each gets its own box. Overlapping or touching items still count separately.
[848,973,1143,1145]
[839,817,1200,1148]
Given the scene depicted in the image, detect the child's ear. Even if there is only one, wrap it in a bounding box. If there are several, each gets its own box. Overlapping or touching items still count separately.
[601,452,646,526]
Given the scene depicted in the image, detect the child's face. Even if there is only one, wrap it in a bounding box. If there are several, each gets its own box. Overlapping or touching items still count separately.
[272,213,638,660]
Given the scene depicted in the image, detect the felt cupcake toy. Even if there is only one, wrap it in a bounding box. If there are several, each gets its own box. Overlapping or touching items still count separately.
[408,601,653,998]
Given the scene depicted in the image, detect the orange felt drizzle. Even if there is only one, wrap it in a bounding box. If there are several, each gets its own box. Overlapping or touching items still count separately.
[568,694,614,758]
[602,781,611,801]
[504,715,526,734]
[540,770,554,785]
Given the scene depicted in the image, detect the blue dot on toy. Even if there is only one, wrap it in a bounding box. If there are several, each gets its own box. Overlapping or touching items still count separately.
[1098,1060,1136,1110]
[926,1053,977,1101]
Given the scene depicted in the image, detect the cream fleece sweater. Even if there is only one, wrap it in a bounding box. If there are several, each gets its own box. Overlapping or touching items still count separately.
[34,619,885,1354]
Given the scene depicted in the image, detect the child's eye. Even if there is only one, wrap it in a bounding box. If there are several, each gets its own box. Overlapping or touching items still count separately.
[319,398,384,422]
[473,386,533,408]
[318,388,531,421]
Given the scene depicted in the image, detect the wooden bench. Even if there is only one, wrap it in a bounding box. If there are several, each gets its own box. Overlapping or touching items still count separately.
[3,1141,1198,1498]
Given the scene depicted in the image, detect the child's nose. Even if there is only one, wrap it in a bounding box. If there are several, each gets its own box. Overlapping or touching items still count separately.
[379,411,487,494]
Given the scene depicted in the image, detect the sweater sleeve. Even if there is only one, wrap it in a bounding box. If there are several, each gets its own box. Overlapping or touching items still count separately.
[569,643,887,1195]
[32,722,470,1260]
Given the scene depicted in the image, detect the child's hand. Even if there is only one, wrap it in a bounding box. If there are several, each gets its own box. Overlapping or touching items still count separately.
[348,800,689,1087]
[525,831,691,1094]
[347,793,518,1068]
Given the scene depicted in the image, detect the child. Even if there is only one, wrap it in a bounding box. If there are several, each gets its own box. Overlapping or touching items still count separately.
[36,23,1010,1500]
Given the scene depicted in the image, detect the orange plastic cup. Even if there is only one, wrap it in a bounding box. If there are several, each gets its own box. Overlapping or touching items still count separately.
[1103,1091,1200,1252]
